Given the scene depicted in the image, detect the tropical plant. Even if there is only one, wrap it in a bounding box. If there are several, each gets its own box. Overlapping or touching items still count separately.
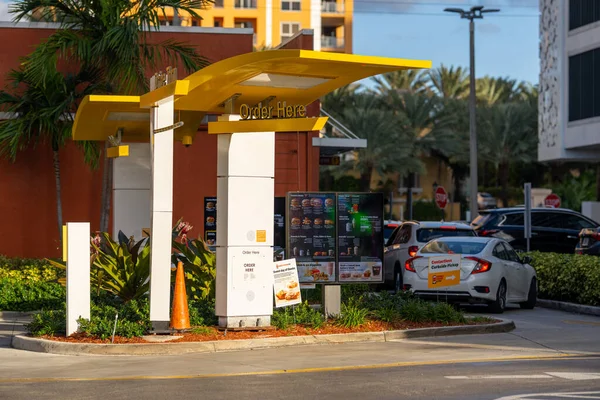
[371,69,427,97]
[425,64,469,99]
[331,92,419,191]
[478,102,538,207]
[551,169,596,212]
[0,68,101,240]
[9,0,212,233]
[386,91,458,218]
[172,220,217,300]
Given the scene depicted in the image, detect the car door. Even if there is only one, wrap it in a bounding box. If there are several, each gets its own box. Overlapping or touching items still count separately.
[384,224,411,281]
[492,243,518,301]
[530,211,562,252]
[501,242,528,300]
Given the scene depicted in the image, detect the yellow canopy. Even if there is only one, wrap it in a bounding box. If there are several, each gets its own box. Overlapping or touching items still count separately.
[72,50,431,141]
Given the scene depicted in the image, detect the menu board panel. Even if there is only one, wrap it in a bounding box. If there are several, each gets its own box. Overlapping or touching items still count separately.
[274,197,286,249]
[337,193,384,283]
[287,192,337,283]
[204,197,217,246]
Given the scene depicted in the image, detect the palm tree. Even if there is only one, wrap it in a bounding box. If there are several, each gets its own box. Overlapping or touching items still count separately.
[0,67,101,241]
[333,92,421,192]
[478,102,538,207]
[10,0,212,233]
[321,84,361,120]
[371,70,427,97]
[387,91,458,219]
[425,64,469,99]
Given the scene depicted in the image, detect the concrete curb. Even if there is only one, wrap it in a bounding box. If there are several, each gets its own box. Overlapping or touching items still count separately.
[11,319,515,356]
[537,299,600,317]
[0,311,34,321]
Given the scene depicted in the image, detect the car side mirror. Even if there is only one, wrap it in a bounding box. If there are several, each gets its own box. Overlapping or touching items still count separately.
[521,255,532,264]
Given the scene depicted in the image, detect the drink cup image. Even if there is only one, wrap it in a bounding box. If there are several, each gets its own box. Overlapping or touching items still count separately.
[293,247,298,256]
[299,249,305,256]
[373,265,381,276]
[346,222,352,232]
[327,263,334,275]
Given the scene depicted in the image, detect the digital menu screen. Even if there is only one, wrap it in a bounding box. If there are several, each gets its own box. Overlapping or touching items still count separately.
[337,193,384,283]
[274,197,286,249]
[204,197,217,246]
[287,192,337,283]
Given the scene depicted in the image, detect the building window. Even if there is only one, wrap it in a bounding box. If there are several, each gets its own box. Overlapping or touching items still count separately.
[235,0,257,8]
[399,174,421,190]
[281,0,301,11]
[569,0,600,31]
[214,0,224,7]
[281,22,300,39]
[214,17,223,27]
[568,48,600,122]
[191,19,200,26]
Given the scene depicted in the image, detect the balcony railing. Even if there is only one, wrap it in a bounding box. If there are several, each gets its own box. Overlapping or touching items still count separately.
[235,0,257,8]
[321,36,345,49]
[321,1,344,13]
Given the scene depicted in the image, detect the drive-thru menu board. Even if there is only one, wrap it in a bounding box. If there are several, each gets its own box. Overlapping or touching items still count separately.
[337,193,384,283]
[204,197,217,246]
[287,193,337,283]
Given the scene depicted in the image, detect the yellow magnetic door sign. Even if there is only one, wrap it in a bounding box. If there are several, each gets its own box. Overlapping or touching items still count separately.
[427,255,461,289]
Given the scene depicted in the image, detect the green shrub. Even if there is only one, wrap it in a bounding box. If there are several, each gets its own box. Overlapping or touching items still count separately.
[27,309,66,336]
[77,298,151,339]
[188,298,217,326]
[272,301,324,330]
[0,265,63,283]
[341,284,371,302]
[413,200,445,221]
[336,297,369,328]
[398,299,465,324]
[0,278,65,311]
[0,255,57,270]
[398,298,429,323]
[527,251,600,306]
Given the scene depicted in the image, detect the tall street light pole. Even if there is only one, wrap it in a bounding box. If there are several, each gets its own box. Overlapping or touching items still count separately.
[444,6,499,222]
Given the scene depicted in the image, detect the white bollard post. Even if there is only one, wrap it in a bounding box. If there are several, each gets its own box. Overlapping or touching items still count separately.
[66,222,91,336]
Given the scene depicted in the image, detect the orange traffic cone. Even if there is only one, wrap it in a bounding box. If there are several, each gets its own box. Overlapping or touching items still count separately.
[170,261,191,331]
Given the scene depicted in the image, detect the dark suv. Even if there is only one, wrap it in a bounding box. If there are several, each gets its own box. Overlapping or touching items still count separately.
[471,207,599,253]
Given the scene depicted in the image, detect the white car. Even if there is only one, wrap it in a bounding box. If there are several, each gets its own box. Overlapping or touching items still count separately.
[384,222,476,292]
[403,237,537,313]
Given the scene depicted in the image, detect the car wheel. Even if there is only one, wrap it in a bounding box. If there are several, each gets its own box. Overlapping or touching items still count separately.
[520,278,537,310]
[394,264,403,293]
[489,280,507,314]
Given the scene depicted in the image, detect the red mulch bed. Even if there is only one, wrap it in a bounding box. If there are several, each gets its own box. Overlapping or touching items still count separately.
[39,318,499,344]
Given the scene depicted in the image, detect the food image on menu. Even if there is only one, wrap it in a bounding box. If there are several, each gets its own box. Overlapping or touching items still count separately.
[314,218,323,227]
[275,281,301,301]
[291,217,301,227]
[302,217,311,226]
[291,198,301,208]
[206,216,215,224]
[302,199,311,207]
[311,198,323,207]
[324,219,334,226]
[206,201,215,210]
[325,198,334,207]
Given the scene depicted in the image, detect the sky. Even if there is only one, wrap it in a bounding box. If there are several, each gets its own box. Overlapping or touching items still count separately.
[353,0,540,85]
[0,0,540,84]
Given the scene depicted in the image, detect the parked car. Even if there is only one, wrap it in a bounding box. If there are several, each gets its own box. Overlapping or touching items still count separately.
[384,220,402,244]
[471,207,600,253]
[404,237,537,313]
[384,221,476,291]
[575,227,600,255]
[477,192,497,210]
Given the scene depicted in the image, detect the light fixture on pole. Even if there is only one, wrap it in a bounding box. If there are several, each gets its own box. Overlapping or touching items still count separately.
[444,5,499,222]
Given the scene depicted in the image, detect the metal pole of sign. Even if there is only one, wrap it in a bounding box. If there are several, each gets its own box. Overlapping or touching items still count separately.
[524,183,532,252]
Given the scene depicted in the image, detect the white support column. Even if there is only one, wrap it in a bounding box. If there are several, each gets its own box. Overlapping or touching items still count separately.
[215,114,275,328]
[310,0,322,51]
[66,222,91,336]
[112,143,151,241]
[149,95,175,331]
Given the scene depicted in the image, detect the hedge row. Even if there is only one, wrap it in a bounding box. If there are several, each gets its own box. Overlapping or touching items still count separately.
[527,252,600,307]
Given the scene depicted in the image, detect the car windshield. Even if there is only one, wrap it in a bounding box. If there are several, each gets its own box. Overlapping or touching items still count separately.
[416,228,476,243]
[420,240,488,255]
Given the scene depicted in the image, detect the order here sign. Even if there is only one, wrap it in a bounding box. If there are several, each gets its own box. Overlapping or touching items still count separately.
[427,255,461,289]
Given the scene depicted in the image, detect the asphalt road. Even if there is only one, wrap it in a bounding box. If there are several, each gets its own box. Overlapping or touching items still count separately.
[0,356,599,400]
[0,305,598,399]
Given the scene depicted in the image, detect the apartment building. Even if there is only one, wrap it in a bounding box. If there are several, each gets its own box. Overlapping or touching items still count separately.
[539,0,600,161]
[160,0,353,53]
